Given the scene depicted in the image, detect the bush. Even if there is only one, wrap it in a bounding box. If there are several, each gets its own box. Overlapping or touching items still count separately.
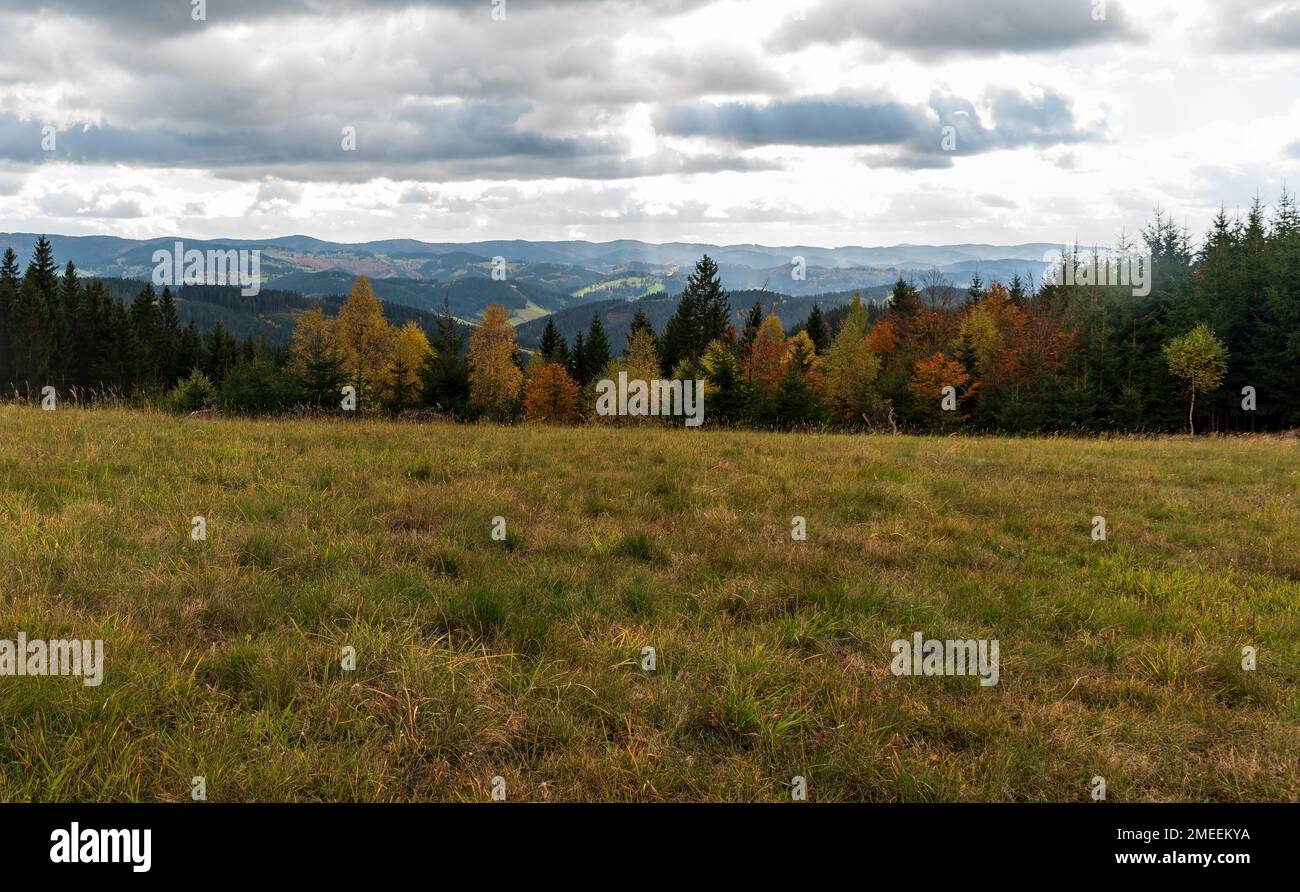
[167,370,217,413]
[220,359,302,414]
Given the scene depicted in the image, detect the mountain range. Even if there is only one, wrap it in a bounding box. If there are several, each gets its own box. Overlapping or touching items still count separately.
[0,233,1063,344]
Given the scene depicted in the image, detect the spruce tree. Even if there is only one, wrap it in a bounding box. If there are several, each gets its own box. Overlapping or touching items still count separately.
[805,303,828,354]
[568,331,587,384]
[421,299,471,415]
[539,316,568,365]
[584,313,612,381]
[662,254,731,370]
[11,276,52,388]
[157,287,182,385]
[626,306,656,354]
[58,262,81,388]
[1007,273,1027,303]
[0,247,18,387]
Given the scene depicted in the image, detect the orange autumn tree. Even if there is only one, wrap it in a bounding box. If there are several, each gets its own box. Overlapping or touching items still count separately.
[747,314,789,392]
[523,361,582,423]
[865,317,898,356]
[468,304,523,420]
[909,352,975,428]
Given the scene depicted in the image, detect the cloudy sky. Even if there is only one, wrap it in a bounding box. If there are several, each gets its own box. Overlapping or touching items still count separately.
[0,0,1297,248]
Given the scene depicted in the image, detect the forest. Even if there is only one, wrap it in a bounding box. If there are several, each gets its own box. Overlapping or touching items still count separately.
[1,193,1297,434]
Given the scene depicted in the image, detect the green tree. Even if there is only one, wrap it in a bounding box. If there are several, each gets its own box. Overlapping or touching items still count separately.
[804,303,829,354]
[539,316,569,365]
[583,313,612,384]
[422,299,471,416]
[662,254,730,369]
[1163,322,1228,435]
[626,306,657,355]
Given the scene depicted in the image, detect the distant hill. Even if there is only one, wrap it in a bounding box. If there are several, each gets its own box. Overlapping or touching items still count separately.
[515,285,892,350]
[1,233,1063,316]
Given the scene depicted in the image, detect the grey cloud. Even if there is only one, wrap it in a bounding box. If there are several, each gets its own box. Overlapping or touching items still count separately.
[0,107,771,182]
[0,0,716,36]
[1215,1,1300,50]
[659,88,1106,167]
[770,0,1142,58]
[659,98,925,147]
[37,189,147,219]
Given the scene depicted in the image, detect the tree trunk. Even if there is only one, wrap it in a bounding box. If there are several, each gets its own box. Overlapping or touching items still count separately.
[1188,389,1196,436]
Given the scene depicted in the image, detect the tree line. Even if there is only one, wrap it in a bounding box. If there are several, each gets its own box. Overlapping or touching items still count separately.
[2,192,1297,433]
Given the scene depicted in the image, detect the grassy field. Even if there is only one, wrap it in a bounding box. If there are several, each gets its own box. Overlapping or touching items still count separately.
[0,405,1296,802]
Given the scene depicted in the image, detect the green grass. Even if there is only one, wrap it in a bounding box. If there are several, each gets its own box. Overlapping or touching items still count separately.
[0,405,1296,802]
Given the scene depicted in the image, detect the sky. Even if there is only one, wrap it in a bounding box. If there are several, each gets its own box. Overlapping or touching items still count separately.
[0,0,1297,249]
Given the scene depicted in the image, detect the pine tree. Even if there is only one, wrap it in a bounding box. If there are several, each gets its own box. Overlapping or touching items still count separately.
[156,286,182,385]
[626,307,656,354]
[177,322,202,381]
[567,331,587,383]
[701,339,747,423]
[290,308,346,406]
[0,247,19,387]
[662,254,730,369]
[422,299,471,416]
[774,333,825,426]
[202,321,240,384]
[1007,273,1027,303]
[129,284,162,386]
[539,316,569,365]
[583,313,612,384]
[804,303,829,354]
[11,276,52,388]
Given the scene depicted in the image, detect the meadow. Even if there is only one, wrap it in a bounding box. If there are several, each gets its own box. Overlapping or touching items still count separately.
[0,405,1296,801]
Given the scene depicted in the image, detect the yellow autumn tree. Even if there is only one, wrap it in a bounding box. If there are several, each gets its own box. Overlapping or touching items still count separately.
[289,307,347,405]
[332,275,396,404]
[468,304,522,419]
[523,361,581,423]
[386,321,434,409]
[822,297,882,421]
[592,327,663,425]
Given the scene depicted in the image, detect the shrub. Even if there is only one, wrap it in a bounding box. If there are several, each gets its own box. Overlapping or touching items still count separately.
[167,370,217,413]
[220,360,302,414]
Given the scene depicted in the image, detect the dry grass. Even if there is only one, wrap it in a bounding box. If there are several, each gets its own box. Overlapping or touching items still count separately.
[0,405,1296,801]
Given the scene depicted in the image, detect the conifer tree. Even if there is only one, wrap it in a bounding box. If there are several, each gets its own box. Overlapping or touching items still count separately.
[290,308,346,406]
[539,316,569,365]
[422,298,471,415]
[627,306,656,354]
[583,313,612,383]
[804,303,829,354]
